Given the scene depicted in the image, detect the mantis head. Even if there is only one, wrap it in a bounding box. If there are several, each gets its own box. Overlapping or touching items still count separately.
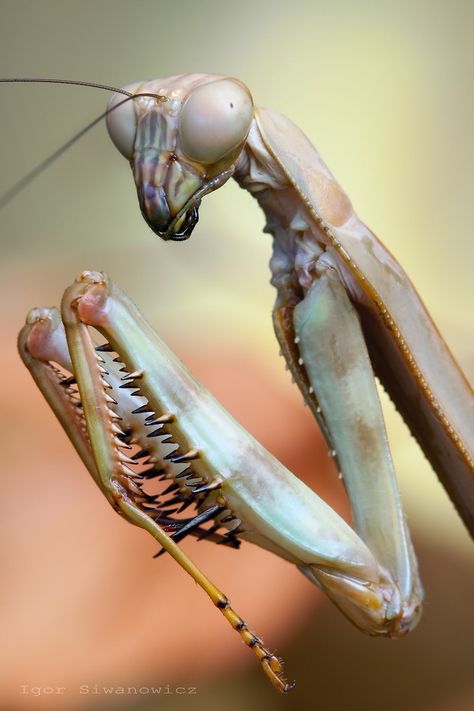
[106,74,254,241]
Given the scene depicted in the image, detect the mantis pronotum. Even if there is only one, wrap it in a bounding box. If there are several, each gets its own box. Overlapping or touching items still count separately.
[10,74,474,692]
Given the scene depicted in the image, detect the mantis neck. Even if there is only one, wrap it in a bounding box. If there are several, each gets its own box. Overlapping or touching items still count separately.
[234,119,332,306]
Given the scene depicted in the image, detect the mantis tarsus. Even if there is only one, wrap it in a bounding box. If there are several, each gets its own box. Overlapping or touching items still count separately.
[11,73,474,693]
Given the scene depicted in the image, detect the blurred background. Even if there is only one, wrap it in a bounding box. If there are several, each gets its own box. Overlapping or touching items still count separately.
[0,1,473,709]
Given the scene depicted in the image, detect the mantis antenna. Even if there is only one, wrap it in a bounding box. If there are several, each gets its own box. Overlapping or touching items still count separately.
[0,77,166,209]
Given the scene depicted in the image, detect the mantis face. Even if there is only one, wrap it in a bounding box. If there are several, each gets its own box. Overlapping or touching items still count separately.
[106,74,253,240]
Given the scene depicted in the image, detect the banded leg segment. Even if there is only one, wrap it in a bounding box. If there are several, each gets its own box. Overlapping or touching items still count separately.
[118,497,292,692]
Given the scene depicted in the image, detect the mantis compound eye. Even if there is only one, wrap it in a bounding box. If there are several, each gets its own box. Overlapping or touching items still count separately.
[106,82,141,159]
[179,79,254,165]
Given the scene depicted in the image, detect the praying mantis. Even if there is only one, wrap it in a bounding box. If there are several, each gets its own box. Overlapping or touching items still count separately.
[10,73,474,693]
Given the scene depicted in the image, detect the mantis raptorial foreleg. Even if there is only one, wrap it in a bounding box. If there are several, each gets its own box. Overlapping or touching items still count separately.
[20,267,424,691]
[19,270,293,693]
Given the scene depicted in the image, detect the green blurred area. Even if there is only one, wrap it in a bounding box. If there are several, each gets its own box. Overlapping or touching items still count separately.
[0,1,473,709]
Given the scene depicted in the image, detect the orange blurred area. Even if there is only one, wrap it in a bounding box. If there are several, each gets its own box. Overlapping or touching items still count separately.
[0,1,473,710]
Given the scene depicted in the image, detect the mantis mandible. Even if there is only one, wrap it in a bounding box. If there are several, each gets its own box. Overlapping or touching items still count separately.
[12,73,474,693]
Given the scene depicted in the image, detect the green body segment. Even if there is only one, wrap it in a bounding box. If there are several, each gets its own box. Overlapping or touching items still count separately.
[294,270,416,599]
